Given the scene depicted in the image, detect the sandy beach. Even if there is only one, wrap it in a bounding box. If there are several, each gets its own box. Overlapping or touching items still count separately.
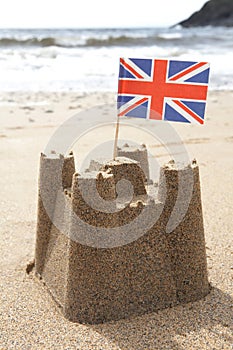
[0,90,232,349]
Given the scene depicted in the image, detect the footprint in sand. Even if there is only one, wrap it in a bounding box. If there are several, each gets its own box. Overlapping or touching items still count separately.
[185,137,210,144]
[20,106,35,111]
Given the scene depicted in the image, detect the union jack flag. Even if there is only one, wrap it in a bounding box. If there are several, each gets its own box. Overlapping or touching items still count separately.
[117,58,210,124]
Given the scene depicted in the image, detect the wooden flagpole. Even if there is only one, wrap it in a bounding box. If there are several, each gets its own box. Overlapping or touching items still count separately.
[113,115,120,160]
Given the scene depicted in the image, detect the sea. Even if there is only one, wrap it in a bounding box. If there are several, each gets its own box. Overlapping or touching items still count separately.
[0,26,232,92]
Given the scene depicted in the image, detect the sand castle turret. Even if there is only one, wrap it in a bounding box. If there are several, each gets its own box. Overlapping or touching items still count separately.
[117,143,150,181]
[34,147,210,324]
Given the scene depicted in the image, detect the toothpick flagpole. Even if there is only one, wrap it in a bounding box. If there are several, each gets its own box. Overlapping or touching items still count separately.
[113,115,120,160]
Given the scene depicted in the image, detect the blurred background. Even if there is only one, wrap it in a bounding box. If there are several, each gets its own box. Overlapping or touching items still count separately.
[0,0,232,92]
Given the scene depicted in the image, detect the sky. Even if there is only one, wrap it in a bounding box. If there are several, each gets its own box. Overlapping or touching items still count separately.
[0,0,208,28]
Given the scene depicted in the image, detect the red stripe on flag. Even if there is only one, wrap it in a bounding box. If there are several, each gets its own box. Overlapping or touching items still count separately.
[118,97,148,117]
[172,100,204,124]
[120,58,144,79]
[169,62,207,81]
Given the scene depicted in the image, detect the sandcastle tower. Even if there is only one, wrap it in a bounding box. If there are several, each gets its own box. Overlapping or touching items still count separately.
[35,147,210,324]
[117,143,150,180]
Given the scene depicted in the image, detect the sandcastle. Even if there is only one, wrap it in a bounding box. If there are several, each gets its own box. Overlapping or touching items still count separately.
[35,145,210,324]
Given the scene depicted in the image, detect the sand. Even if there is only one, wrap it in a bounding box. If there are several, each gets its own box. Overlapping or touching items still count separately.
[0,90,232,349]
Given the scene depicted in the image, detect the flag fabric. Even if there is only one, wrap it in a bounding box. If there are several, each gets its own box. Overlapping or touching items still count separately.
[117,58,210,124]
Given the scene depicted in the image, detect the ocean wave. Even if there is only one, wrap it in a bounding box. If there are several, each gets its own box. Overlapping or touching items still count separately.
[85,35,151,47]
[0,33,186,48]
[0,37,57,47]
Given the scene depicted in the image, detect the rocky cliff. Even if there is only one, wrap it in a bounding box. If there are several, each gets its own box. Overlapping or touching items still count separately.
[179,0,233,27]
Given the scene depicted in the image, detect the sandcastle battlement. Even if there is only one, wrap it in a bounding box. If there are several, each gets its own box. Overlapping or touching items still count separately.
[35,147,210,324]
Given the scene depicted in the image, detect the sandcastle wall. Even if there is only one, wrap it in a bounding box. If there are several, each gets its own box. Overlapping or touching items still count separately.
[34,149,209,324]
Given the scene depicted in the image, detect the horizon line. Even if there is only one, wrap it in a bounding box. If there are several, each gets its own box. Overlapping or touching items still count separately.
[0,24,176,30]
